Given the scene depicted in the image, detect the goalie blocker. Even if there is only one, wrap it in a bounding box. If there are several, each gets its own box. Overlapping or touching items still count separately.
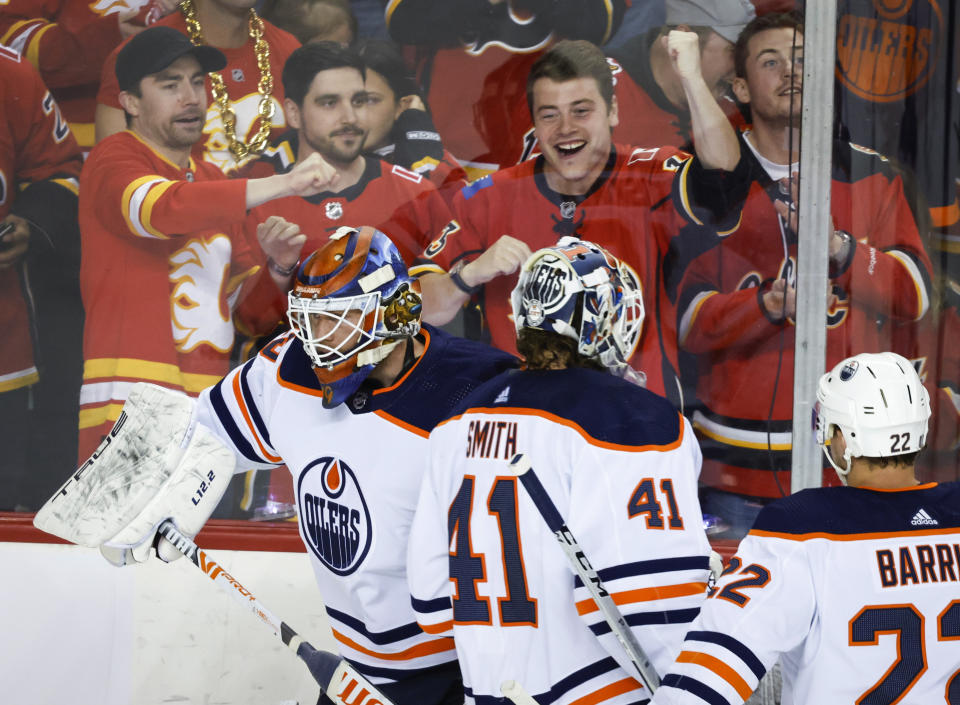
[34,383,236,564]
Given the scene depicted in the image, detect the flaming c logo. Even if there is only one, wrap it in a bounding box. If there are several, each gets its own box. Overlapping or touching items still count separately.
[836,0,943,103]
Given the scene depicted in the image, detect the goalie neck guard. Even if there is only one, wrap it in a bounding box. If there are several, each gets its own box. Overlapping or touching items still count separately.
[511,237,643,374]
[814,351,930,483]
[287,226,422,409]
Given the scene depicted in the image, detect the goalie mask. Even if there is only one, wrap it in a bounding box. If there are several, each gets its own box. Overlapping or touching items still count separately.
[287,226,422,409]
[814,352,930,484]
[511,237,643,373]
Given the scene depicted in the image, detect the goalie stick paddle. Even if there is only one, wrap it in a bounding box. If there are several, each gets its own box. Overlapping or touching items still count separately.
[507,454,660,695]
[158,521,395,705]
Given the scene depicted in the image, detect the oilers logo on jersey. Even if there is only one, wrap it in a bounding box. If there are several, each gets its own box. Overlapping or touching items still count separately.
[298,457,373,575]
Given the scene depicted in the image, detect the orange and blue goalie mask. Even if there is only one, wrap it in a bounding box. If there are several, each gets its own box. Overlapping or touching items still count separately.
[287,226,422,408]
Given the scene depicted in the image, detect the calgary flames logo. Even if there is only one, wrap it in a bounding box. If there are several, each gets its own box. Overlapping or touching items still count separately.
[203,93,286,172]
[88,0,149,16]
[836,0,943,103]
[169,235,235,353]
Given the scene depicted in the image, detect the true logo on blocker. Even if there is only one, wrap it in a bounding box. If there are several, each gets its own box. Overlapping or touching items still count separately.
[298,457,373,575]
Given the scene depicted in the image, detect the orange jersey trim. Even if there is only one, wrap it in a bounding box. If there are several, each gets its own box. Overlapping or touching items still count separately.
[930,201,960,228]
[373,328,432,396]
[859,482,938,492]
[576,582,708,616]
[750,525,958,542]
[373,409,430,438]
[443,408,685,453]
[418,620,453,635]
[569,678,641,705]
[331,629,455,661]
[231,372,282,463]
[677,650,754,701]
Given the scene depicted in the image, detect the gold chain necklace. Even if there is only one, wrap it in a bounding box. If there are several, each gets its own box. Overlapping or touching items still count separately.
[180,0,275,161]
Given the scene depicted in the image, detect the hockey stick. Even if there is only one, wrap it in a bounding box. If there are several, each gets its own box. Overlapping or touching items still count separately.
[501,680,539,705]
[507,454,660,694]
[158,521,395,705]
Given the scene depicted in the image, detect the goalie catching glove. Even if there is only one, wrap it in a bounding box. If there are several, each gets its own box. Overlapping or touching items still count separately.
[34,383,236,565]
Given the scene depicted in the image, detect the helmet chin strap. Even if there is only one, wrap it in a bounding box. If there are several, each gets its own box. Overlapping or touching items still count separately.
[821,444,852,486]
[357,340,401,367]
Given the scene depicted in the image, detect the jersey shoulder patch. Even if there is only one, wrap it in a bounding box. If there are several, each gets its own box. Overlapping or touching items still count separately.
[461,174,494,201]
[390,163,423,184]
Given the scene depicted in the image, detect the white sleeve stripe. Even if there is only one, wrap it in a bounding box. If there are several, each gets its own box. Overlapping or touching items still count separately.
[679,291,717,346]
[126,178,168,239]
[884,248,930,320]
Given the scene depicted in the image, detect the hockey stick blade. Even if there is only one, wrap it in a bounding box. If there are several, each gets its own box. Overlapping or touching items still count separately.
[158,521,395,705]
[507,454,660,694]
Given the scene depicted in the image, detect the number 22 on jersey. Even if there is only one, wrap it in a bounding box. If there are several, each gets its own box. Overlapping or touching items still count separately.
[448,475,538,627]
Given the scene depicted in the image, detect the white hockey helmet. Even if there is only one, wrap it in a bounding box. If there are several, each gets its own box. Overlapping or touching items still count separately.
[511,237,643,373]
[814,352,930,484]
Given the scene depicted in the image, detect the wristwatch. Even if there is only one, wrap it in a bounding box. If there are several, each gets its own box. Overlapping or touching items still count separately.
[830,229,854,268]
[450,259,481,295]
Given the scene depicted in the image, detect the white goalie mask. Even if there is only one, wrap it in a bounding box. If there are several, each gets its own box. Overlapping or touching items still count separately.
[511,237,644,373]
[814,352,930,484]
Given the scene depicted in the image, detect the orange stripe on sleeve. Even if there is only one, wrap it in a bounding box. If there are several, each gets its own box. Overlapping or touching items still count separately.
[331,629,455,660]
[418,620,453,635]
[232,372,282,463]
[568,678,641,705]
[576,582,708,616]
[677,650,754,701]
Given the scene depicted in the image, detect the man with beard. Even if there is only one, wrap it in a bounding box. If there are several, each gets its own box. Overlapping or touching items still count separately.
[78,26,339,461]
[240,42,453,331]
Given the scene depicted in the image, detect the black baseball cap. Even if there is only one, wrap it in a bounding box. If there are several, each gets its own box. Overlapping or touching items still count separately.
[116,26,227,92]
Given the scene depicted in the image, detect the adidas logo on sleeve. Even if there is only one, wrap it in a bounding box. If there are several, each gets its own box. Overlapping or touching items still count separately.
[910,508,939,526]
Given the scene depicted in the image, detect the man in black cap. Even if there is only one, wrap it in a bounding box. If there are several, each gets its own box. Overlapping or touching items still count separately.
[75,26,337,462]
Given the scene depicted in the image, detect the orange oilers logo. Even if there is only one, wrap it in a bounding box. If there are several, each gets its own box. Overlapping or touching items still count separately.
[298,457,373,576]
[836,0,944,103]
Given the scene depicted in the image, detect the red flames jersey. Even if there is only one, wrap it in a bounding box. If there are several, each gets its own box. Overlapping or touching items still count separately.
[245,134,449,266]
[239,135,452,331]
[0,0,146,149]
[0,46,81,391]
[677,135,934,499]
[413,144,746,406]
[77,129,263,460]
[97,10,300,173]
[386,0,624,178]
[472,30,748,177]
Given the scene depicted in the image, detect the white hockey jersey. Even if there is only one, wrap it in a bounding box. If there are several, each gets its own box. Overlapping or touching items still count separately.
[194,325,517,687]
[652,482,960,705]
[407,367,713,705]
